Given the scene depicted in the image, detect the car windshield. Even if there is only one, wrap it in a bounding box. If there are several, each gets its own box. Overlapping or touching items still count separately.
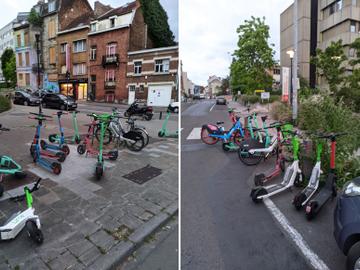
[58,95,73,101]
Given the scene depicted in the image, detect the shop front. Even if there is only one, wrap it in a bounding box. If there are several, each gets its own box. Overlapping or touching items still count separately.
[58,78,88,100]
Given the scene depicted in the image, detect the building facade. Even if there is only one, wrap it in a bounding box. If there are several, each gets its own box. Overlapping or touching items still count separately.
[0,19,16,82]
[13,13,38,90]
[126,46,178,105]
[207,75,222,96]
[280,0,360,87]
[88,0,153,103]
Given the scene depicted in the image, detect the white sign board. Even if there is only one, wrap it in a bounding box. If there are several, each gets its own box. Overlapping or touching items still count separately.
[261,92,270,99]
[147,84,172,107]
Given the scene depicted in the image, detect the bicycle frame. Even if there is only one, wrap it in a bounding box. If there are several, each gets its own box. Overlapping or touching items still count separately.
[208,118,245,142]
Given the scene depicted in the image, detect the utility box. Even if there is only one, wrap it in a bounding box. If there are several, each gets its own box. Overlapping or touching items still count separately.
[147,84,172,107]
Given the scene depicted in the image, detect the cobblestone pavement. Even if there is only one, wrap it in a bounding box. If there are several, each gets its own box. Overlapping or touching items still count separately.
[0,104,178,270]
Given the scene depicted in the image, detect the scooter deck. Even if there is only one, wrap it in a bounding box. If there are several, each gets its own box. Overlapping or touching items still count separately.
[309,173,336,213]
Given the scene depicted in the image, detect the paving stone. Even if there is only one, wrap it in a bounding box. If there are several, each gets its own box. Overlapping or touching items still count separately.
[78,246,101,267]
[67,238,95,258]
[89,229,116,253]
[95,214,122,232]
[0,264,9,270]
[37,191,61,205]
[48,251,78,270]
[76,220,102,237]
[23,257,49,270]
[117,214,144,231]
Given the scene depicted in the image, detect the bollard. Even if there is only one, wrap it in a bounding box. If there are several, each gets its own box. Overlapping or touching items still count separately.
[159,111,162,120]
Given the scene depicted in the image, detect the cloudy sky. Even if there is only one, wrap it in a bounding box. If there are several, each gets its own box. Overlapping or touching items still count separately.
[0,0,178,39]
[181,0,293,85]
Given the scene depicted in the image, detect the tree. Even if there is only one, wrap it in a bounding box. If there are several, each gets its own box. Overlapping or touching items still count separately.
[1,48,16,87]
[311,40,347,94]
[220,77,230,95]
[230,17,275,95]
[28,8,42,28]
[139,0,175,47]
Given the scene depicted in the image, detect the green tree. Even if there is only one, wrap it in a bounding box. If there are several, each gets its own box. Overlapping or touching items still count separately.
[1,48,16,87]
[230,17,275,95]
[311,40,347,94]
[28,8,42,27]
[220,76,230,95]
[140,0,175,47]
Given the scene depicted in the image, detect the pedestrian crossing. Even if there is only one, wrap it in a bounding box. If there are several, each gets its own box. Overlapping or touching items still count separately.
[186,127,201,140]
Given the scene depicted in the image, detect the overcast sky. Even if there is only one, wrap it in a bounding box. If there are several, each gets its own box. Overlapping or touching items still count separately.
[181,0,293,85]
[0,0,178,39]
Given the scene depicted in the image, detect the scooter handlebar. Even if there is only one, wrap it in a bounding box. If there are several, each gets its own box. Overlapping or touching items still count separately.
[29,112,52,118]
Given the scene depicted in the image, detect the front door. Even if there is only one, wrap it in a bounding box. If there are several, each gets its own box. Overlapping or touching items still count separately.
[128,86,135,105]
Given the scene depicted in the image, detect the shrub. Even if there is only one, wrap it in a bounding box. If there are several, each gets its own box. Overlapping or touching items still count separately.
[270,101,292,122]
[240,94,261,105]
[0,95,11,113]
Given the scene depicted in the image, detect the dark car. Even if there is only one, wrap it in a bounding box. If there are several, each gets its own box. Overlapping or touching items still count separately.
[42,93,77,110]
[13,91,41,106]
[216,97,227,105]
[334,177,360,270]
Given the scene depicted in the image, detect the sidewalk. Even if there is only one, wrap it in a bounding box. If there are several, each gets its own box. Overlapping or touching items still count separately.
[0,105,178,270]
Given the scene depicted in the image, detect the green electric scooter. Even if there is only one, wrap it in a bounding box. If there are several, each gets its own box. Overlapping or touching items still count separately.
[49,110,81,145]
[158,106,178,138]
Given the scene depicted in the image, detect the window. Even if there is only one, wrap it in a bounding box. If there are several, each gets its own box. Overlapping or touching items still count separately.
[18,53,23,67]
[49,47,56,64]
[48,19,56,38]
[129,85,135,92]
[349,48,356,57]
[25,52,30,66]
[134,61,142,74]
[106,43,117,56]
[24,32,29,47]
[351,21,356,32]
[139,85,144,93]
[90,46,97,60]
[25,73,30,86]
[73,63,86,75]
[16,34,21,47]
[91,75,96,82]
[105,69,115,81]
[329,4,335,15]
[336,0,343,11]
[18,73,23,81]
[73,40,86,53]
[90,23,96,32]
[60,43,67,53]
[155,59,170,73]
[110,18,115,28]
[48,1,56,12]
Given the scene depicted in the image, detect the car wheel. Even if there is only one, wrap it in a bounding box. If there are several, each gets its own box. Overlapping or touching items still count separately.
[60,104,66,111]
[24,100,28,106]
[173,107,179,113]
[347,241,360,270]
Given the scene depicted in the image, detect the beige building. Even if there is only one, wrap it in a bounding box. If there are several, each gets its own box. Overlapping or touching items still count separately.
[207,75,222,96]
[280,0,360,88]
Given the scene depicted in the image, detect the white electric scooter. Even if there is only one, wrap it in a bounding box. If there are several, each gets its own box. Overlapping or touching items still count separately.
[250,135,303,203]
[0,178,43,244]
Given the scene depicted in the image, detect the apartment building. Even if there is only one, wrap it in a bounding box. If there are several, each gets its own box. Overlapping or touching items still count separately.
[32,0,93,92]
[126,46,178,105]
[207,75,222,97]
[0,19,16,82]
[13,13,39,90]
[88,0,153,103]
[280,0,360,87]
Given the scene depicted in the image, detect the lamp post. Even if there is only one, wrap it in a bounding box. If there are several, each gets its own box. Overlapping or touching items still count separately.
[35,33,42,113]
[286,49,295,109]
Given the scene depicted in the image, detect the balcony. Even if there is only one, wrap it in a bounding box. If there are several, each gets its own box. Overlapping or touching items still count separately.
[102,54,119,67]
[105,80,116,89]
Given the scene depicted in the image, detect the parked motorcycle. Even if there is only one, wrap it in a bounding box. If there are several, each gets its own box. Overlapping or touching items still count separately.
[124,101,153,121]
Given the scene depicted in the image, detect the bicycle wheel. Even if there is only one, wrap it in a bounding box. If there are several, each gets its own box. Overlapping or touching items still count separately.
[125,131,145,152]
[201,127,218,145]
[237,139,263,166]
[134,128,149,146]
[95,126,113,145]
[232,130,244,146]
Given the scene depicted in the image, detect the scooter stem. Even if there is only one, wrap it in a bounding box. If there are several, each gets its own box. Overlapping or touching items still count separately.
[330,137,336,170]
[25,187,33,208]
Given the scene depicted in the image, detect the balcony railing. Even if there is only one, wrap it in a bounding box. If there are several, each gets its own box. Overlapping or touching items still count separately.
[105,80,116,89]
[102,54,119,67]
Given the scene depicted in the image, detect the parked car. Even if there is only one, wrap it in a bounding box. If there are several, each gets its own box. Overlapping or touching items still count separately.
[42,94,77,110]
[169,102,179,113]
[216,97,227,105]
[13,91,41,106]
[334,177,360,270]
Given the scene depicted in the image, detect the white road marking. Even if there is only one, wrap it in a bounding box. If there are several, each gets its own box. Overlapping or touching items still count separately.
[149,153,161,158]
[210,103,216,112]
[263,198,330,270]
[143,148,177,157]
[186,127,202,140]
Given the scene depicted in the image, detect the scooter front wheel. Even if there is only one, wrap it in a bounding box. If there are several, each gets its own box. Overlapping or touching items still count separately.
[61,145,70,156]
[40,140,46,150]
[49,134,57,143]
[26,220,44,244]
[95,163,103,180]
[305,201,318,220]
[293,193,307,210]
[75,136,81,144]
[250,188,268,203]
[77,144,86,155]
[52,162,62,175]
[0,184,3,197]
[158,131,165,137]
[56,152,66,163]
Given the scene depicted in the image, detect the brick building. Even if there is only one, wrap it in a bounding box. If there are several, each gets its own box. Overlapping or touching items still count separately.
[88,0,153,103]
[126,46,178,105]
[33,0,93,92]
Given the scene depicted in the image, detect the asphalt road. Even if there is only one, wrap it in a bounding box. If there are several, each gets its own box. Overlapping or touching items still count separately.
[181,100,310,270]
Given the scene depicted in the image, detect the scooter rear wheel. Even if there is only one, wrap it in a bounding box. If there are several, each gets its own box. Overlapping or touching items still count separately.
[293,193,307,210]
[77,144,86,155]
[158,131,165,137]
[40,140,46,150]
[49,134,57,143]
[61,145,70,156]
[56,152,66,163]
[95,163,103,180]
[0,184,3,197]
[305,201,318,220]
[75,136,81,144]
[52,162,62,175]
[26,220,44,244]
[251,188,268,203]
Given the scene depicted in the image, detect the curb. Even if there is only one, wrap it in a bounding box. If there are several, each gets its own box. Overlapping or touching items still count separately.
[88,201,178,270]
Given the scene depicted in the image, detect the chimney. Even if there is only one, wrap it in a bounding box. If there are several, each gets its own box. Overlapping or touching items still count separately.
[94,1,113,17]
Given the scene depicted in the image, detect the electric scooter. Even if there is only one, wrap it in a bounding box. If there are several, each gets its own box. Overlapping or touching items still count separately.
[77,113,118,180]
[253,125,287,186]
[29,113,62,175]
[293,140,322,210]
[40,111,70,156]
[158,106,178,138]
[0,125,27,197]
[250,134,303,203]
[305,132,347,220]
[49,110,81,145]
[0,178,43,244]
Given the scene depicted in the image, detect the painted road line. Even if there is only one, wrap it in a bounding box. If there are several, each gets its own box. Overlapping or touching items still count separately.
[210,103,216,112]
[149,153,161,158]
[186,127,201,140]
[263,198,330,270]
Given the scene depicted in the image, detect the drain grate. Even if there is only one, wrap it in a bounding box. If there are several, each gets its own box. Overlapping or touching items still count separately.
[1,171,39,191]
[122,165,162,185]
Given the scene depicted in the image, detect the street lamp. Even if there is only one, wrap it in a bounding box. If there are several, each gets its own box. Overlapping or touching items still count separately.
[287,49,294,108]
[35,33,42,113]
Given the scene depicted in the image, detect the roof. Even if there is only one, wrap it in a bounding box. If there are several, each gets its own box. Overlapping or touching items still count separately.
[63,11,94,31]
[97,1,137,20]
[39,0,60,17]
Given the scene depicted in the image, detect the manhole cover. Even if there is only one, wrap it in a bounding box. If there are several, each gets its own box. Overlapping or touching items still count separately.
[1,170,39,191]
[123,165,162,185]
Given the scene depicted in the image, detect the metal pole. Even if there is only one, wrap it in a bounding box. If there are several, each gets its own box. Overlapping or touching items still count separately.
[35,34,42,114]
[290,57,293,107]
[293,0,299,122]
